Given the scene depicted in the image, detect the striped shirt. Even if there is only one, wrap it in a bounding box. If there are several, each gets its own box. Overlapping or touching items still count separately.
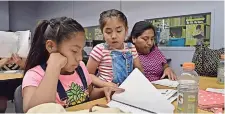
[0,58,20,71]
[0,63,20,71]
[90,43,138,82]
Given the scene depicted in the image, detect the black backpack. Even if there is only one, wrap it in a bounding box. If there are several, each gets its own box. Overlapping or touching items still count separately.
[192,45,224,76]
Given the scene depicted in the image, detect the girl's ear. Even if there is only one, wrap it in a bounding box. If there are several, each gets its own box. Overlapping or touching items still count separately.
[45,40,57,53]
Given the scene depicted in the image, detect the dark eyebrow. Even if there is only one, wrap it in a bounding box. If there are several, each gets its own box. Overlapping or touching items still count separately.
[105,28,112,31]
[142,35,149,38]
[116,26,122,29]
[105,26,122,31]
[72,45,81,49]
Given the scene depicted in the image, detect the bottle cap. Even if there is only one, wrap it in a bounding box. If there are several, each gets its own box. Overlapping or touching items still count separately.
[182,62,195,70]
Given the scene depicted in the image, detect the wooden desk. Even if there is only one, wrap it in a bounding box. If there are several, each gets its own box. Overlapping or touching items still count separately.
[66,76,224,113]
[0,73,23,81]
[154,76,224,90]
[66,98,107,112]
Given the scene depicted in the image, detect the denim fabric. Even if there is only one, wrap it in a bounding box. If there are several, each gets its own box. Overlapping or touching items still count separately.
[104,43,133,84]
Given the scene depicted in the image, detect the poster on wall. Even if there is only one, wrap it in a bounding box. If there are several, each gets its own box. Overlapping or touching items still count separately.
[84,25,104,54]
[145,13,211,47]
[185,16,206,46]
[94,28,103,40]
[84,28,93,55]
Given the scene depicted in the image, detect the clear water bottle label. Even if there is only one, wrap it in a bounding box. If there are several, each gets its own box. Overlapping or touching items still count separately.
[188,104,195,112]
[218,68,224,76]
[217,68,224,84]
[177,91,198,113]
[188,95,196,102]
[178,93,184,104]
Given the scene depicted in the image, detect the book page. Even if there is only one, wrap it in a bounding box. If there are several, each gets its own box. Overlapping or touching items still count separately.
[109,68,174,113]
[15,30,31,58]
[107,101,152,113]
[0,31,18,58]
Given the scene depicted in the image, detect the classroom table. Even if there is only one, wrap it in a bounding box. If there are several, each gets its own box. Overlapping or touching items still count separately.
[0,73,23,100]
[0,73,23,81]
[66,76,224,113]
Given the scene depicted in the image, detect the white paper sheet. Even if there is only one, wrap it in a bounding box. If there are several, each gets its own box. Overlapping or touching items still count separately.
[0,31,19,58]
[108,68,174,113]
[151,79,179,87]
[206,88,224,94]
[107,100,152,113]
[0,30,30,58]
[15,30,31,58]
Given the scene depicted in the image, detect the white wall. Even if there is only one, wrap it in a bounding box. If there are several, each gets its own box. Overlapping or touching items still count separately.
[0,1,9,31]
[9,1,39,33]
[36,1,224,75]
[121,1,224,75]
[121,1,224,49]
[72,1,121,27]
[37,1,73,20]
[37,1,121,27]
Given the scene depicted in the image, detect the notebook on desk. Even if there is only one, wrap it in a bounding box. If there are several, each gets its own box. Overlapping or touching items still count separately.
[107,68,174,113]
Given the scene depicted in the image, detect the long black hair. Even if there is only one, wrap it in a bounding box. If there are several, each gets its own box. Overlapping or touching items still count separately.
[127,21,156,44]
[24,17,84,75]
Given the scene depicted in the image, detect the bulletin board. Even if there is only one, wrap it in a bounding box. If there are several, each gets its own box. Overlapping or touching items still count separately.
[84,25,103,41]
[83,25,104,55]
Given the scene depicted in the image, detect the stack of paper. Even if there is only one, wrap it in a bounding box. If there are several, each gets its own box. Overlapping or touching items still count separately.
[151,79,179,87]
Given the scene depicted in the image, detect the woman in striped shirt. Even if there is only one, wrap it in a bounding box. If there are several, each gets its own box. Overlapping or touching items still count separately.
[87,9,143,88]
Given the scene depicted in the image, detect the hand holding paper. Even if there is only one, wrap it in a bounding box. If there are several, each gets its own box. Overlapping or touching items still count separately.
[0,58,11,67]
[103,86,125,102]
[11,53,22,64]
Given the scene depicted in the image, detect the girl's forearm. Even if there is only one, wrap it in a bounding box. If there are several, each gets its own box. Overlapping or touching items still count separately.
[25,65,60,112]
[89,87,105,101]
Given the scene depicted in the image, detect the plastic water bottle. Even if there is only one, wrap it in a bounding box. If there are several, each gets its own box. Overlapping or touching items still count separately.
[217,54,224,84]
[177,62,199,113]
